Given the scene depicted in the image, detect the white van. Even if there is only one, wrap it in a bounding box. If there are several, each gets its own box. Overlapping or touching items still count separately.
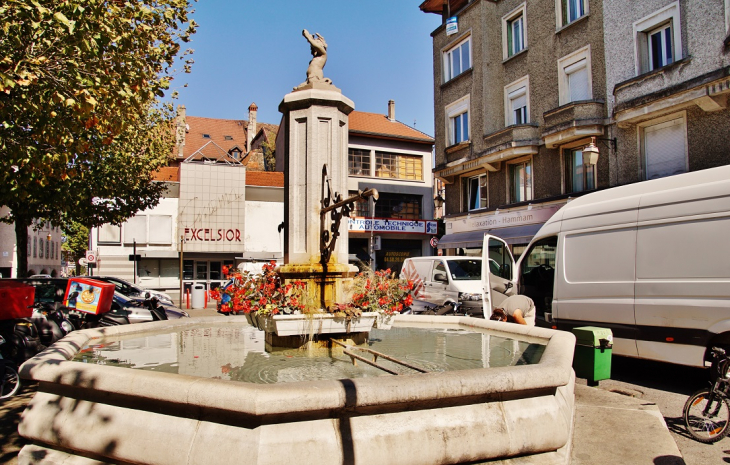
[401,255,515,316]
[481,165,730,367]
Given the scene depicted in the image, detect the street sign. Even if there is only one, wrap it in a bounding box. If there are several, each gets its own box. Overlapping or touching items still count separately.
[85,250,96,263]
[430,237,439,248]
[128,254,142,262]
[78,258,87,266]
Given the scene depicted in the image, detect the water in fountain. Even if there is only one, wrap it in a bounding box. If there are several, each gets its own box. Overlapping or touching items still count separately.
[72,323,545,384]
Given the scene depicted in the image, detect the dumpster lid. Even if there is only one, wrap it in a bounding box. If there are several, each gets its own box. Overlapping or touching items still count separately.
[572,326,613,346]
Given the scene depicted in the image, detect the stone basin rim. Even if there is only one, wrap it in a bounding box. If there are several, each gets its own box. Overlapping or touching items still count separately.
[19,315,575,418]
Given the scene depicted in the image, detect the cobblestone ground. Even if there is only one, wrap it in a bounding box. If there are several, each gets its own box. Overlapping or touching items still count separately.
[0,383,35,465]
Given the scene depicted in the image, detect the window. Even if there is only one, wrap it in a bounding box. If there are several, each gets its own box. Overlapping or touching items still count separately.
[648,23,673,70]
[27,236,31,257]
[640,113,687,180]
[464,174,487,211]
[98,224,121,244]
[443,36,471,82]
[33,237,36,258]
[509,159,533,203]
[348,148,371,176]
[633,2,682,75]
[123,216,148,244]
[446,95,470,146]
[504,76,530,126]
[373,193,421,220]
[149,215,172,245]
[374,152,423,180]
[519,236,557,316]
[45,240,49,259]
[50,241,54,261]
[567,147,595,193]
[349,191,373,217]
[503,4,526,59]
[558,0,587,27]
[558,46,592,105]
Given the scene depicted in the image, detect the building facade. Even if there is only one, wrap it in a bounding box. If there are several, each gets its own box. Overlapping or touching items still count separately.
[0,213,62,278]
[92,100,435,295]
[346,101,436,274]
[421,0,729,258]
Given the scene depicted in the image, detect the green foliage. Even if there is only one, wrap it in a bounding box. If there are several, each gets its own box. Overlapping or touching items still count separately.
[0,0,197,276]
[61,220,88,274]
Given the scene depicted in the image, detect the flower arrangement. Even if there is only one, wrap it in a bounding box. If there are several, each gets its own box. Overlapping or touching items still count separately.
[210,261,307,316]
[347,268,414,316]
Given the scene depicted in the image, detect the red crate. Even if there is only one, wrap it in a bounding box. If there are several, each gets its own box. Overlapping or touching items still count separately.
[0,281,35,320]
[64,278,115,315]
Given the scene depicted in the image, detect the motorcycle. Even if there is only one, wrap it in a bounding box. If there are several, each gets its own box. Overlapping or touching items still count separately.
[0,317,45,366]
[31,302,75,346]
[0,335,20,399]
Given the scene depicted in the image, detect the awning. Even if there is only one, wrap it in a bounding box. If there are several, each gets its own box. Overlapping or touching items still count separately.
[438,223,544,248]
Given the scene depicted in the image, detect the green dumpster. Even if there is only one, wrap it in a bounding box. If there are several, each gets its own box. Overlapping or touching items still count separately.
[572,326,612,386]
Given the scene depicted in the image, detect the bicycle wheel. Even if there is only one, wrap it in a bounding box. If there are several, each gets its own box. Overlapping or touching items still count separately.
[0,364,20,399]
[683,388,730,443]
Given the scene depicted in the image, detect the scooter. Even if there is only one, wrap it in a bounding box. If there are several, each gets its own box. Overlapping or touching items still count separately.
[31,302,75,346]
[0,335,20,399]
[0,317,45,366]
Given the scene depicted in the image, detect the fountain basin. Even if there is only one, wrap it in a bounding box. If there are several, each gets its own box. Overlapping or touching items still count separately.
[18,315,576,465]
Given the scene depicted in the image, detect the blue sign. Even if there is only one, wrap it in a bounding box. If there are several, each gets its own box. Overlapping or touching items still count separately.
[446,17,458,36]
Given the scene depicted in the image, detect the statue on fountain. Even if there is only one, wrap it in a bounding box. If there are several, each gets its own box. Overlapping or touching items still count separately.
[294,29,335,91]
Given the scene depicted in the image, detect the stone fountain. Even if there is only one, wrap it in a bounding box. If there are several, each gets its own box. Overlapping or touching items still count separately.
[16,30,576,465]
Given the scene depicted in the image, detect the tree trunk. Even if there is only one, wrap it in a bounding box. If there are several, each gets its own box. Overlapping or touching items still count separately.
[14,213,30,278]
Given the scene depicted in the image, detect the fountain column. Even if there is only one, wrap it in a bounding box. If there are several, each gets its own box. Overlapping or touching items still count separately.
[277,78,357,309]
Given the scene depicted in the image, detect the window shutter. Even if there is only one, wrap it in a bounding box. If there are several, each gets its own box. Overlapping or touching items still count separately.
[644,118,687,180]
[566,59,590,101]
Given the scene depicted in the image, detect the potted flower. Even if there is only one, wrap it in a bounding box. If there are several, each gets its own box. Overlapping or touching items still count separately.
[347,269,414,329]
[210,261,307,330]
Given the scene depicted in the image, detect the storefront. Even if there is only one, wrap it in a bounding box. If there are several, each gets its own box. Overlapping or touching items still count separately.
[438,203,563,259]
[348,217,437,274]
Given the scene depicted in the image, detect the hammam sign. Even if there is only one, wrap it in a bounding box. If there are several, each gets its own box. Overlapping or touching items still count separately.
[348,218,437,235]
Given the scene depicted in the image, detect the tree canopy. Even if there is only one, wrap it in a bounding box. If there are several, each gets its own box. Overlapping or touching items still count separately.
[0,0,197,276]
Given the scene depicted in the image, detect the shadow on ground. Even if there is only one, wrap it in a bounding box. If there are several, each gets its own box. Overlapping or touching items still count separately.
[0,383,36,465]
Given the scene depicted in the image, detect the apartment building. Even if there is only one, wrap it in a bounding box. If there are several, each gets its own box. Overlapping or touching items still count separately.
[421,0,729,260]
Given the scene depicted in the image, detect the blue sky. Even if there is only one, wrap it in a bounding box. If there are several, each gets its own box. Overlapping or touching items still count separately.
[170,1,442,136]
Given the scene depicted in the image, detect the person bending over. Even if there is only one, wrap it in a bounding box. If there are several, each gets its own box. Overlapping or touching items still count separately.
[490,294,535,326]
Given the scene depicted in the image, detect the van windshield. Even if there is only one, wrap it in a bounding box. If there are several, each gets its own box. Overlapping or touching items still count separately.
[446,259,482,281]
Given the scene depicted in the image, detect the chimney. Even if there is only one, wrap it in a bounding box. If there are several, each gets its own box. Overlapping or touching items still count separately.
[387,100,395,122]
[175,105,186,158]
[247,102,258,151]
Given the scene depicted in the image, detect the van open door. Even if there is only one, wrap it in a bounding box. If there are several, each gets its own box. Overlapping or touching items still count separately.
[481,234,517,317]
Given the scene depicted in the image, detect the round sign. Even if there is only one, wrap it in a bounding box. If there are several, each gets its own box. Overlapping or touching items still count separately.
[430,237,439,248]
[85,250,96,263]
[78,258,87,266]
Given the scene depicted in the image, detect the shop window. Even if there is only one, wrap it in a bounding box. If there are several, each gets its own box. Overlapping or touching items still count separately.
[349,191,374,217]
[633,2,682,75]
[509,159,533,203]
[443,35,471,82]
[446,95,470,146]
[348,148,371,176]
[503,4,526,59]
[566,146,596,193]
[183,260,194,280]
[640,113,687,180]
[558,46,592,105]
[27,236,31,257]
[504,76,530,126]
[557,0,588,28]
[375,152,423,180]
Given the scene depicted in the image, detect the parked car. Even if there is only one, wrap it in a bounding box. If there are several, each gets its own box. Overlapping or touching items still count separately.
[79,276,174,305]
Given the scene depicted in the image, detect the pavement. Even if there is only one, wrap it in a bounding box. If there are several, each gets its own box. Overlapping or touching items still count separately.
[0,301,688,464]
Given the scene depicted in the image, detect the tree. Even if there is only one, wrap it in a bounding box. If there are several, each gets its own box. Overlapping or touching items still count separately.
[61,220,88,276]
[0,0,196,277]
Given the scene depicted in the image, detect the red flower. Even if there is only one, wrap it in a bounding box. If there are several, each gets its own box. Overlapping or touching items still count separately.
[222,265,230,277]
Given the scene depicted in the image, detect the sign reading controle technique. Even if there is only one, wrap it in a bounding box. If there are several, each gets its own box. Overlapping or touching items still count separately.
[348,218,438,234]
